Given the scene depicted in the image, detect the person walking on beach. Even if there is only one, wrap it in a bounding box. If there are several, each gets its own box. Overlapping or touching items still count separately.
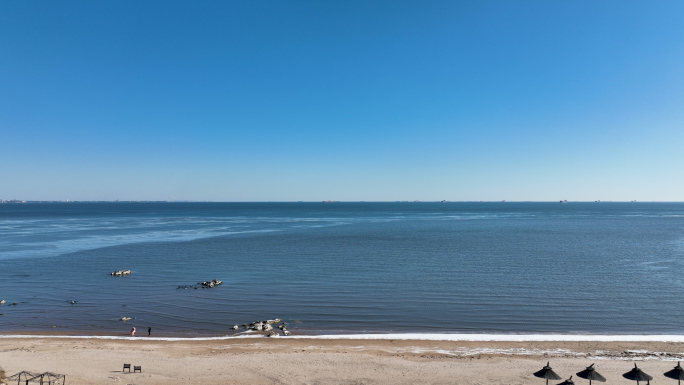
[148,327,151,336]
[130,327,136,337]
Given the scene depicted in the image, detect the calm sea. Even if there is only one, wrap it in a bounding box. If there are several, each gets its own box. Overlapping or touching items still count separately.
[1,202,683,336]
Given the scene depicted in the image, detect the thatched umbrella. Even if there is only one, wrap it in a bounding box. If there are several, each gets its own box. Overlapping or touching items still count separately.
[534,362,562,385]
[664,361,684,385]
[576,363,606,385]
[623,363,653,385]
[26,372,65,385]
[6,371,40,385]
[557,376,575,385]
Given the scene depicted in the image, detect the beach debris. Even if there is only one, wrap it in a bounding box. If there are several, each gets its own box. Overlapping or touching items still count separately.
[121,317,132,322]
[232,325,238,330]
[111,270,132,276]
[0,299,5,304]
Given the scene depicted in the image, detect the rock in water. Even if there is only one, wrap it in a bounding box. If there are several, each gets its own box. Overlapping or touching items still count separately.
[199,279,223,288]
[111,270,132,276]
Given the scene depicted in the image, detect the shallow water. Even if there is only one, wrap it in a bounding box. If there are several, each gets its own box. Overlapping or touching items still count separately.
[1,202,683,336]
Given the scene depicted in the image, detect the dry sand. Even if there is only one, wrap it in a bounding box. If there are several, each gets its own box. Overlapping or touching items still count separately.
[1,337,683,384]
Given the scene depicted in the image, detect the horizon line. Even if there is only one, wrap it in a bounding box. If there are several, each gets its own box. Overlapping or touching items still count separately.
[1,200,679,204]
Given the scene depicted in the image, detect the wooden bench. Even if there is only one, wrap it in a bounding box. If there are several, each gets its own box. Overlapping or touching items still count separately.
[123,364,131,372]
[134,366,142,373]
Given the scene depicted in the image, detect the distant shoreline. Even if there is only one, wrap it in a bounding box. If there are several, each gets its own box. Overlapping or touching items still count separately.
[3,200,682,203]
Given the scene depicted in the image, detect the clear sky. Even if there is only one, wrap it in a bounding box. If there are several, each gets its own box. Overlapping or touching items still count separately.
[1,1,683,202]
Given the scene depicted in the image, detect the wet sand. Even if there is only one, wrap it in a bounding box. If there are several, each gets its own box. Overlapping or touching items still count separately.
[1,336,683,384]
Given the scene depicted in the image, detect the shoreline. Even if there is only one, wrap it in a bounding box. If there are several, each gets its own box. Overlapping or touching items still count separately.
[3,331,684,342]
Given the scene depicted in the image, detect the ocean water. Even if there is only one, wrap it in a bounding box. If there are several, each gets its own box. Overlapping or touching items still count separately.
[1,202,683,336]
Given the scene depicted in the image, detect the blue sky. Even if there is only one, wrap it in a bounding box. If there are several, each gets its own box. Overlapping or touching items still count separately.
[1,1,683,201]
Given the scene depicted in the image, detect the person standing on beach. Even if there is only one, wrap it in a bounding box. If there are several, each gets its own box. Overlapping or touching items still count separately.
[130,327,136,337]
[148,327,151,336]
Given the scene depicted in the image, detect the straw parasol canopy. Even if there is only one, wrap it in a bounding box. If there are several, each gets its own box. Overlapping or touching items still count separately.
[623,363,653,385]
[6,371,40,385]
[26,372,65,385]
[534,362,562,385]
[576,363,606,385]
[664,361,684,385]
[557,376,575,385]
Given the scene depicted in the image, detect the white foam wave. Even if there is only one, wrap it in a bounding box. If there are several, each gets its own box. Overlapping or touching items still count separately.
[285,333,684,342]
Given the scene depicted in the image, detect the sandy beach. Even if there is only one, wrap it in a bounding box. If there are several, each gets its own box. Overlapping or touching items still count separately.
[2,336,683,384]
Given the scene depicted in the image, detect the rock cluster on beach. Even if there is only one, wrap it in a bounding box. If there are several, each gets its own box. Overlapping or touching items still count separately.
[236,319,291,337]
[110,270,132,276]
